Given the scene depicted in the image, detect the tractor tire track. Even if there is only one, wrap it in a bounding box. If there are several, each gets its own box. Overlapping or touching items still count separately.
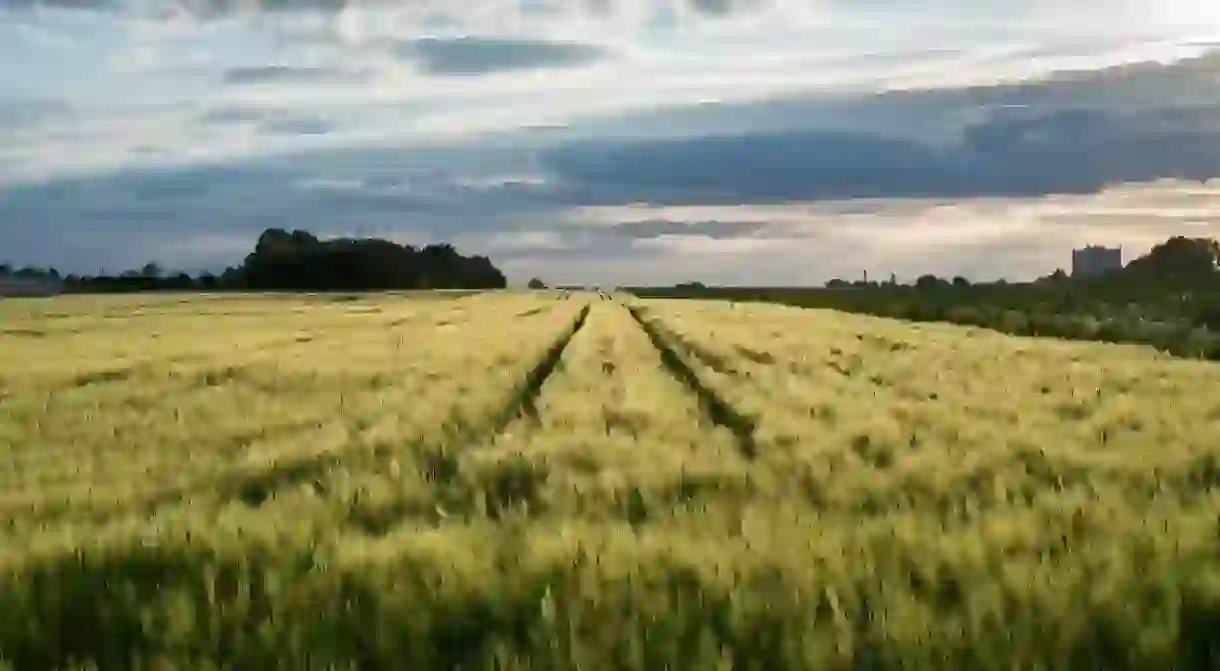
[627,306,758,460]
[2,303,593,535]
[496,303,591,427]
[156,306,592,512]
[167,303,592,510]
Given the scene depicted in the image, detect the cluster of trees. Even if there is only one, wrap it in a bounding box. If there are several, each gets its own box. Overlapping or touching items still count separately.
[240,229,505,291]
[0,264,62,282]
[2,229,507,294]
[0,264,64,297]
[632,236,1220,360]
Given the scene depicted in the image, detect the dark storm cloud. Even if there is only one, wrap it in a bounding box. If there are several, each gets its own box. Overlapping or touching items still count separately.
[258,117,332,136]
[7,48,1220,278]
[0,142,567,270]
[688,0,733,15]
[221,65,354,85]
[540,52,1220,204]
[687,0,770,16]
[398,36,608,76]
[545,130,955,203]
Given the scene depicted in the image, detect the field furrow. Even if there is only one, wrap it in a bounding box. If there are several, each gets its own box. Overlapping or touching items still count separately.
[633,299,1220,514]
[0,297,584,531]
[627,304,759,460]
[2,293,1220,670]
[186,301,594,533]
[455,301,750,525]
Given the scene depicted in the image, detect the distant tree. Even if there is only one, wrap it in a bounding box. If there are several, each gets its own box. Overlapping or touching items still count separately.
[17,228,509,294]
[254,228,303,257]
[1124,236,1220,282]
[528,278,547,289]
[826,278,851,288]
[1195,301,1220,331]
[1030,268,1069,289]
[952,276,970,288]
[291,229,320,250]
[0,263,9,275]
[219,266,245,289]
[915,274,944,291]
[239,228,505,291]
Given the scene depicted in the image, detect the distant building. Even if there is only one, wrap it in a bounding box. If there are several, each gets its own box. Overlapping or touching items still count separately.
[0,276,62,298]
[1071,245,1123,278]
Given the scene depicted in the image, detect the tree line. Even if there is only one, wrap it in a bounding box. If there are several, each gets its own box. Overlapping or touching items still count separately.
[632,236,1220,360]
[0,228,507,293]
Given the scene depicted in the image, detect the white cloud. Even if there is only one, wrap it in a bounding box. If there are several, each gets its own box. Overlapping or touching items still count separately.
[5,0,1220,183]
[6,0,1220,283]
[461,230,571,253]
[550,180,1220,283]
[633,234,788,255]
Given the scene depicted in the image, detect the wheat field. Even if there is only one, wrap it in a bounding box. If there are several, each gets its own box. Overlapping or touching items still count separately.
[1,291,1218,670]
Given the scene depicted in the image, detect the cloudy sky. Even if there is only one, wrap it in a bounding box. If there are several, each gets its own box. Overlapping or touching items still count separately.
[4,0,1220,285]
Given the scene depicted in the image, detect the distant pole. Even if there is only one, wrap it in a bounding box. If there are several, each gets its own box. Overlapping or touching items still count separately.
[863,270,868,283]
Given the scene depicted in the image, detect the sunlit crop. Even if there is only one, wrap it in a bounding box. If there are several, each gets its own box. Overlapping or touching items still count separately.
[1,292,1218,669]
